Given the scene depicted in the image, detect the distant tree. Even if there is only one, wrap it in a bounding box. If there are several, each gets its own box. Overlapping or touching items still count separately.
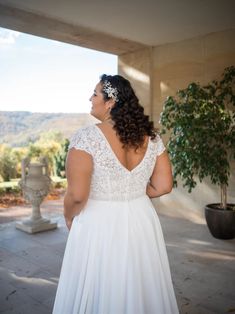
[27,143,43,159]
[39,130,64,143]
[54,139,69,178]
[0,145,17,182]
[11,147,28,178]
[0,130,68,180]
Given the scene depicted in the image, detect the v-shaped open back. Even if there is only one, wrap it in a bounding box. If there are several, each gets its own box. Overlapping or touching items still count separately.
[68,124,165,201]
[95,124,150,173]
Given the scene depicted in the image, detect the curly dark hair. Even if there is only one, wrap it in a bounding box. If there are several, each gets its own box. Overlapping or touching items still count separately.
[100,74,157,149]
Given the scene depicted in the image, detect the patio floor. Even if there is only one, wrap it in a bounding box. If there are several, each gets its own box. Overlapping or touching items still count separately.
[0,198,235,314]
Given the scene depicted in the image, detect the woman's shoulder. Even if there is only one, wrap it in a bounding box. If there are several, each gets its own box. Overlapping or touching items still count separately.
[68,124,97,152]
[71,124,96,138]
[150,132,166,156]
[149,131,161,143]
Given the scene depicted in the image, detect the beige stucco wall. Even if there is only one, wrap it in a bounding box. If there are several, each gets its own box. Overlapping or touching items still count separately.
[152,28,235,125]
[118,29,235,223]
[118,48,153,116]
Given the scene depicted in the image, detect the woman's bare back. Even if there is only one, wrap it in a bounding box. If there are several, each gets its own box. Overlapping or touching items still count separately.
[97,123,149,172]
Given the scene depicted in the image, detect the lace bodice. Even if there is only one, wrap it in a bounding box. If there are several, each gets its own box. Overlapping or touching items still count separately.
[69,125,165,201]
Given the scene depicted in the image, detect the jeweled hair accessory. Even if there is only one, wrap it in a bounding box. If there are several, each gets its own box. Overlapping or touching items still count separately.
[103,80,119,102]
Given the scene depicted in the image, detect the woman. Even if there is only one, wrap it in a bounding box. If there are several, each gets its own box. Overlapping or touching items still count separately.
[53,74,179,314]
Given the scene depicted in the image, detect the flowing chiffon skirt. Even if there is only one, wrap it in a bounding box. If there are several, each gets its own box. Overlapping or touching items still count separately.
[53,196,179,314]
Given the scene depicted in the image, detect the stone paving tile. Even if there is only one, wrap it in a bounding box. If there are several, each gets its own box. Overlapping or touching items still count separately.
[0,233,44,254]
[9,269,57,304]
[0,247,13,260]
[198,291,235,314]
[181,304,216,314]
[0,199,235,314]
[41,296,57,313]
[0,281,32,312]
[159,215,235,314]
[31,228,67,246]
[48,241,67,255]
[1,301,51,314]
[0,252,41,282]
[0,225,21,240]
[15,246,64,277]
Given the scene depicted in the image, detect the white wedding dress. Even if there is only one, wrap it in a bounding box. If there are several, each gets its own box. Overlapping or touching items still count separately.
[53,124,179,314]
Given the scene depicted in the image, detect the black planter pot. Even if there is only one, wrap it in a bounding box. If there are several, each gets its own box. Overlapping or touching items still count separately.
[205,204,235,240]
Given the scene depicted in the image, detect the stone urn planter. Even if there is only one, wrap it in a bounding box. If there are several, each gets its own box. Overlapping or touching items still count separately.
[16,157,57,233]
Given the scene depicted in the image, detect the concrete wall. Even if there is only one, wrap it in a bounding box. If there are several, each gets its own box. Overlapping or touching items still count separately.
[118,29,235,223]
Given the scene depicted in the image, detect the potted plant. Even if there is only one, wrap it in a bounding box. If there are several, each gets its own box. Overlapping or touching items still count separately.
[160,66,235,239]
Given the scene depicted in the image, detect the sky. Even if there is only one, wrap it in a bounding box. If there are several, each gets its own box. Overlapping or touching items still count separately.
[0,27,117,113]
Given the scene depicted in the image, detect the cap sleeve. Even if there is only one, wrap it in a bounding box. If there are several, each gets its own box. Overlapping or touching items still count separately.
[155,134,166,156]
[68,127,92,155]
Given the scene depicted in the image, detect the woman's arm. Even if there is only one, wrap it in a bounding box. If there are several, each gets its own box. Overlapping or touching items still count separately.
[64,148,93,230]
[146,151,173,198]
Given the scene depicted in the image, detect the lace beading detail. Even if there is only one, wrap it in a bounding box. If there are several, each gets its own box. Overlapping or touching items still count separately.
[69,125,165,201]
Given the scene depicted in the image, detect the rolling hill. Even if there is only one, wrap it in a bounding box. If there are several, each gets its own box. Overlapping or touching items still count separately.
[0,111,96,147]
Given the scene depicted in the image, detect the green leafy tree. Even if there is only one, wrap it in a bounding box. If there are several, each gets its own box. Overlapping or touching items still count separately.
[27,143,43,159]
[0,145,17,182]
[27,134,62,176]
[11,147,28,178]
[54,139,69,178]
[160,66,235,209]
